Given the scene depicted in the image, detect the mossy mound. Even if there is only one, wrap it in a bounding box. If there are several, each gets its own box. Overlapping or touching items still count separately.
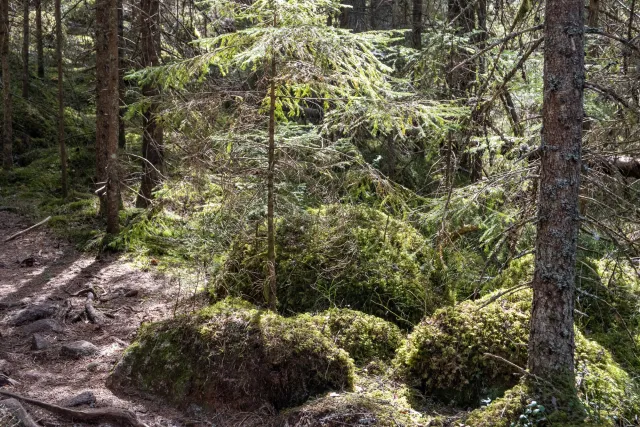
[276,374,431,426]
[395,289,640,423]
[303,308,405,365]
[394,289,531,404]
[107,298,355,411]
[215,204,440,327]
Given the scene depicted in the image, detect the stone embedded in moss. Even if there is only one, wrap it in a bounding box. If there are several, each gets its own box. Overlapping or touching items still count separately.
[107,298,355,411]
[303,308,405,366]
[395,289,640,423]
[215,204,440,327]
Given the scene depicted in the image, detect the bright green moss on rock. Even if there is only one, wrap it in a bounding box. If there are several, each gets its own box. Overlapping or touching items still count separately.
[394,289,531,403]
[215,204,440,328]
[395,289,640,423]
[303,308,405,365]
[107,298,355,411]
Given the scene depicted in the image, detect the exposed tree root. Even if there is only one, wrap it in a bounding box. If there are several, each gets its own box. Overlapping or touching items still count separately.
[0,398,40,427]
[0,390,148,427]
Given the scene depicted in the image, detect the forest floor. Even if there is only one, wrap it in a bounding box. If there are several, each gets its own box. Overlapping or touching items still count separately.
[0,210,191,426]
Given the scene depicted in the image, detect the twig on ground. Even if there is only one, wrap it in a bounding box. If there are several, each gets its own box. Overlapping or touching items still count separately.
[4,217,51,243]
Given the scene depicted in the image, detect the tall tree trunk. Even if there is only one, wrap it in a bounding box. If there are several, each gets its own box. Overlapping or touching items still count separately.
[55,0,67,198]
[117,0,126,148]
[96,0,120,234]
[22,0,29,99]
[528,0,584,391]
[35,0,44,78]
[136,0,164,208]
[412,0,422,48]
[340,0,368,32]
[1,0,12,170]
[265,8,277,311]
[370,0,394,30]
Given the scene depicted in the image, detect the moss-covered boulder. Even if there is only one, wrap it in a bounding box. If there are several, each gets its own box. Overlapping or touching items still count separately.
[215,204,440,327]
[107,298,355,411]
[394,289,531,403]
[303,308,405,365]
[395,289,640,423]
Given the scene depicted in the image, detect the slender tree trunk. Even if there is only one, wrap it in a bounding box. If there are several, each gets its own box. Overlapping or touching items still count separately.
[623,0,635,74]
[136,0,164,208]
[96,0,120,233]
[412,0,422,48]
[265,9,277,311]
[587,0,599,27]
[22,0,29,99]
[528,0,584,391]
[340,0,367,32]
[1,0,12,170]
[55,0,67,198]
[35,0,44,78]
[117,0,126,149]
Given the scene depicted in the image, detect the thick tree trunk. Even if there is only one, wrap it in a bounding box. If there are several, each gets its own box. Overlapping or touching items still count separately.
[96,0,120,233]
[22,0,29,99]
[36,0,44,78]
[528,0,584,390]
[55,0,67,198]
[1,0,12,170]
[136,0,164,208]
[411,0,422,48]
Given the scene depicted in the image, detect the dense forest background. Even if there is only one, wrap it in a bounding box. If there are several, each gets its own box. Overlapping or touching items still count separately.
[1,0,640,425]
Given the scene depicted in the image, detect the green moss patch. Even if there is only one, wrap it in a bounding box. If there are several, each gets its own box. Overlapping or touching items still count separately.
[303,308,405,365]
[107,298,355,411]
[394,289,640,423]
[394,289,531,404]
[276,373,433,426]
[215,204,440,327]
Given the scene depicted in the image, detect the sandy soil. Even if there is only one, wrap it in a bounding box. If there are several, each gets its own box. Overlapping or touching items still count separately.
[0,211,193,426]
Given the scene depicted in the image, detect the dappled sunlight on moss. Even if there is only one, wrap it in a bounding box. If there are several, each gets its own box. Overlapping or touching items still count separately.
[302,308,405,365]
[215,204,442,327]
[107,297,355,411]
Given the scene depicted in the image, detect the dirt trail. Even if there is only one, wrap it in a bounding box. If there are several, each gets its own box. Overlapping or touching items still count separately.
[0,211,188,426]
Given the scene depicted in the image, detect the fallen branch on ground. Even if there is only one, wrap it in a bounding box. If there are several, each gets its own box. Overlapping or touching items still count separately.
[0,390,148,427]
[4,217,51,243]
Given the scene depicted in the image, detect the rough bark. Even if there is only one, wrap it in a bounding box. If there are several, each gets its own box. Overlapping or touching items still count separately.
[96,0,120,233]
[136,0,164,208]
[412,0,422,48]
[55,0,67,197]
[36,0,44,78]
[1,0,12,170]
[22,0,29,99]
[528,0,584,390]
